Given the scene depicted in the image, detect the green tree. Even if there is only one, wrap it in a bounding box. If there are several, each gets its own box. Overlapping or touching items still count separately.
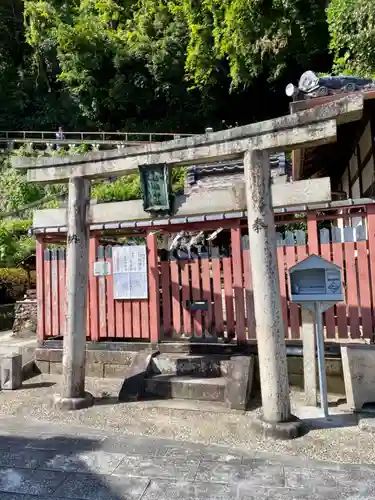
[328,0,375,76]
[22,0,331,132]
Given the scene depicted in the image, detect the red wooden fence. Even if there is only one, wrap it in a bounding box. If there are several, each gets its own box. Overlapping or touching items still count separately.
[36,203,375,343]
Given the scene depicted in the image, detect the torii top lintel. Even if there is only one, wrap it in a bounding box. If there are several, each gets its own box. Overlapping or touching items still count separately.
[12,94,363,184]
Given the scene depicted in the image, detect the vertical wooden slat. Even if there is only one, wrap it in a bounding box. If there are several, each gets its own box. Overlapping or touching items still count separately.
[112,245,124,339]
[366,204,375,337]
[222,256,235,338]
[140,299,150,340]
[36,237,45,342]
[44,248,52,338]
[131,301,142,338]
[344,228,361,338]
[89,236,99,341]
[51,249,59,337]
[331,240,347,338]
[147,232,161,343]
[97,245,107,338]
[180,260,192,336]
[211,247,224,336]
[170,256,182,336]
[276,245,288,338]
[357,239,373,338]
[285,241,299,339]
[123,300,132,338]
[243,247,256,339]
[58,248,66,337]
[231,228,246,342]
[201,255,212,334]
[86,259,90,339]
[295,236,308,339]
[320,231,336,339]
[115,299,124,338]
[190,254,202,336]
[105,246,115,337]
[307,213,319,254]
[160,251,172,337]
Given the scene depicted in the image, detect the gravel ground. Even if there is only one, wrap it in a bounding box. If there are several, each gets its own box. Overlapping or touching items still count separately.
[0,374,373,466]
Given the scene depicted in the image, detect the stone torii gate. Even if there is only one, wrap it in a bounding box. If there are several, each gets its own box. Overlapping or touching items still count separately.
[13,95,362,438]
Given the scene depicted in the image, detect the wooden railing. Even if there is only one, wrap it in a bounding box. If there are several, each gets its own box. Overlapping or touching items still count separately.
[0,130,195,149]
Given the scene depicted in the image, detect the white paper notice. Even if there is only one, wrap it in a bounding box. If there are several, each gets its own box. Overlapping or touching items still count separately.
[112,245,148,299]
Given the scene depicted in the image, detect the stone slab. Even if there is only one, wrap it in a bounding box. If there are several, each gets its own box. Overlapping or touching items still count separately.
[2,411,375,499]
[36,348,136,366]
[284,463,375,492]
[118,350,155,402]
[151,354,225,377]
[34,361,49,374]
[194,461,285,486]
[49,362,62,375]
[0,449,56,470]
[0,469,66,496]
[53,392,94,411]
[359,417,375,433]
[114,456,199,480]
[103,363,127,379]
[1,354,22,390]
[39,450,124,474]
[85,363,104,378]
[141,479,234,500]
[224,355,254,410]
[145,375,226,401]
[52,473,149,500]
[341,344,375,410]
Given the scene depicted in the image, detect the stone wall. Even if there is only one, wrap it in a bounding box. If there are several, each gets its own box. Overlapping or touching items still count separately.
[35,348,137,379]
[12,289,37,338]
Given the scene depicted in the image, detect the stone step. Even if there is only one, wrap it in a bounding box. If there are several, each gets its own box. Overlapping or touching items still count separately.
[145,375,226,402]
[151,354,230,378]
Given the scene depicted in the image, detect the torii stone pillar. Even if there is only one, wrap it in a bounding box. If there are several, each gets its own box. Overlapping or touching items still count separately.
[53,177,94,410]
[244,149,300,438]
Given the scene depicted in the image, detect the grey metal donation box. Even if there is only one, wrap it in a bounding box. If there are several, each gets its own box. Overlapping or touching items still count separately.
[289,254,344,304]
[288,254,344,419]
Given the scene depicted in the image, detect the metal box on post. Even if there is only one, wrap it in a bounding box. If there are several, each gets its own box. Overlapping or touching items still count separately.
[288,254,344,418]
[289,254,343,304]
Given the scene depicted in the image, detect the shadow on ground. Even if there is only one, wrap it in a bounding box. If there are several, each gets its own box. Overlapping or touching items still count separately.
[0,428,149,499]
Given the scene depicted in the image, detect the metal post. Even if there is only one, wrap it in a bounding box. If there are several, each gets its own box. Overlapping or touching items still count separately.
[53,177,93,410]
[244,149,300,438]
[301,307,318,406]
[314,302,329,417]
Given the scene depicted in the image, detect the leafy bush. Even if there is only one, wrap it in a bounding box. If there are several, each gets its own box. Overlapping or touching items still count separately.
[0,268,36,303]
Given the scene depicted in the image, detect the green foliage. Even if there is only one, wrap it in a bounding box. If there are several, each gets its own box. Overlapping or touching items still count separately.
[177,0,329,87]
[0,166,43,214]
[15,0,332,132]
[92,175,141,202]
[0,219,34,268]
[92,167,185,202]
[328,0,375,76]
[0,268,36,303]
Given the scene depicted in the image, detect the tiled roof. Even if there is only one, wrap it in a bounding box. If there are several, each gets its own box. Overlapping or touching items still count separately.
[186,153,288,186]
[287,71,375,101]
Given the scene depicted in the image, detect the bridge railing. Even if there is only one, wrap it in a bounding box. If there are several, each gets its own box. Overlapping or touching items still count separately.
[0,130,196,147]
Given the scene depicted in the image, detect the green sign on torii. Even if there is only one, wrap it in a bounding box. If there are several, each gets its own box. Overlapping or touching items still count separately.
[12,94,363,438]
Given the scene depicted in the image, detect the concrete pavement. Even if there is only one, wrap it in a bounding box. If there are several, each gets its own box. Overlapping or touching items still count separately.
[0,416,373,499]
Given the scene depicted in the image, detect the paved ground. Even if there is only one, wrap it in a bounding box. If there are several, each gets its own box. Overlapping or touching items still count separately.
[0,415,374,499]
[0,374,372,465]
